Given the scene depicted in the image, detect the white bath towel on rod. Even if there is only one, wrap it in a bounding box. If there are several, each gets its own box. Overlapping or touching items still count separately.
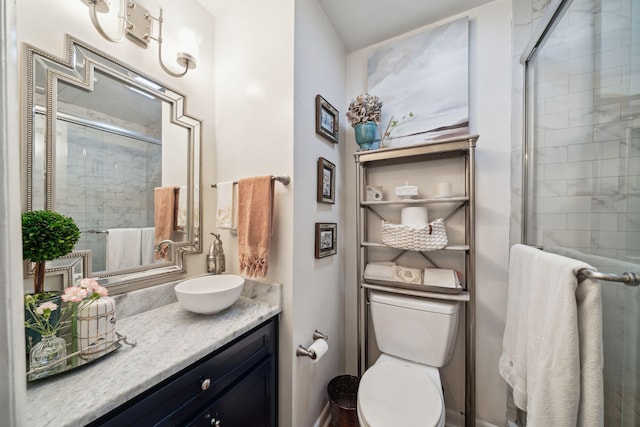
[140,227,156,266]
[107,228,142,270]
[499,244,603,427]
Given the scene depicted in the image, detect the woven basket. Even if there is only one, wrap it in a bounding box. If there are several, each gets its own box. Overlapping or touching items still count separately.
[381,218,448,251]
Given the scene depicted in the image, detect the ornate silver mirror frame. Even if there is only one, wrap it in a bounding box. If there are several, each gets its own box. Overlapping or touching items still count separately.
[23,35,202,292]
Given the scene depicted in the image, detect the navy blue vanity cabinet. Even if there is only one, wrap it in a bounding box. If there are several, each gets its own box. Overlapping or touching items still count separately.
[88,317,278,427]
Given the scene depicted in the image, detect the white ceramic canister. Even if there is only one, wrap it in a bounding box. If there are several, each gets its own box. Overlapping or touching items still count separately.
[77,296,117,360]
[437,182,453,197]
[400,206,428,226]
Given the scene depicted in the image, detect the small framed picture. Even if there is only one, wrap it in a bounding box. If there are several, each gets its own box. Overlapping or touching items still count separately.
[315,223,337,258]
[317,157,335,204]
[315,94,339,144]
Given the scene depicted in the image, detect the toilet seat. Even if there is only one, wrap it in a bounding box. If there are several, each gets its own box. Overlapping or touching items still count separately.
[358,361,444,427]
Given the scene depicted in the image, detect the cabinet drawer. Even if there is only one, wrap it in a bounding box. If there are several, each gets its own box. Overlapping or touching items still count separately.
[90,317,277,426]
[187,356,276,427]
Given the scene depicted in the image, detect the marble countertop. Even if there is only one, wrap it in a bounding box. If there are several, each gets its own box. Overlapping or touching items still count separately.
[26,277,282,427]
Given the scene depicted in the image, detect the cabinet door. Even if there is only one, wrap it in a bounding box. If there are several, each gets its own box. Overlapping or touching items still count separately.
[188,356,276,427]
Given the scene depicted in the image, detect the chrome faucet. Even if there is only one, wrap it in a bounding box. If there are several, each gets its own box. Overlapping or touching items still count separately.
[154,239,174,260]
[207,233,225,274]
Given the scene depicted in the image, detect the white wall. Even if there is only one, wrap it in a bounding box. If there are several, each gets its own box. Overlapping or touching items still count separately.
[213,1,297,425]
[215,1,347,425]
[293,1,347,426]
[344,1,512,424]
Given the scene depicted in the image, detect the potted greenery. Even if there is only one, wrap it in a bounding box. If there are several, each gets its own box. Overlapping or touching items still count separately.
[22,210,80,296]
[22,210,80,352]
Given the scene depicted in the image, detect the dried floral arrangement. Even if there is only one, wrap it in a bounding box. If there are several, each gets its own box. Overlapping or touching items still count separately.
[346,93,383,127]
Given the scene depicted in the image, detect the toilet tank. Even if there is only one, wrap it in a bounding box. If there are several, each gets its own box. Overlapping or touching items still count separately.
[369,290,460,367]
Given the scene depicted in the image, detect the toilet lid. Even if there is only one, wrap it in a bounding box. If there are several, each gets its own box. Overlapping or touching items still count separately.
[358,362,443,427]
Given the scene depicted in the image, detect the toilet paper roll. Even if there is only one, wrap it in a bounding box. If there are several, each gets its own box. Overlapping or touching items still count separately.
[309,338,329,362]
[401,207,428,225]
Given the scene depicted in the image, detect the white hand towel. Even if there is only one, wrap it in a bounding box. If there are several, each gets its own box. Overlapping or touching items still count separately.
[216,181,235,229]
[176,186,188,228]
[107,228,142,270]
[499,244,603,427]
[140,227,156,265]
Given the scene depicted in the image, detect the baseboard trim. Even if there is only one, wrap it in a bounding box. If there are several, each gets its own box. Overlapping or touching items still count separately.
[445,408,499,427]
[313,402,331,427]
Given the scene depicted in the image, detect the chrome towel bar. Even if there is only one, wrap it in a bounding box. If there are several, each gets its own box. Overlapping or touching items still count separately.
[211,175,290,188]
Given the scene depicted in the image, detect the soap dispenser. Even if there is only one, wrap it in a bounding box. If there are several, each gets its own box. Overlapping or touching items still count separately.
[207,233,225,274]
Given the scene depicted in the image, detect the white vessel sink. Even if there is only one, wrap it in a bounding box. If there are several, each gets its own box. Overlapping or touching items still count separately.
[175,275,245,314]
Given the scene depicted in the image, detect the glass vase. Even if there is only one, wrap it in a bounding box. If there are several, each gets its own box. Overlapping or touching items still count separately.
[29,333,67,380]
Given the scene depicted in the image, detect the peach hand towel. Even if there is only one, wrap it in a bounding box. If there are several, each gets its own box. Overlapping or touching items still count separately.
[237,176,274,278]
[154,186,176,261]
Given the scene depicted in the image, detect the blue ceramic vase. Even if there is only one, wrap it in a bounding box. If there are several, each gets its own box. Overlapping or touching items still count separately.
[354,121,381,150]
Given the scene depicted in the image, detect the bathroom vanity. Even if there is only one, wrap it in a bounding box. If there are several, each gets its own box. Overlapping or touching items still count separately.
[90,317,277,426]
[26,279,282,427]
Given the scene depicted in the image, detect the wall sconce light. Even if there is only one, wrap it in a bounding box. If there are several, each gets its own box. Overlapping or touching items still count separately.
[80,0,198,77]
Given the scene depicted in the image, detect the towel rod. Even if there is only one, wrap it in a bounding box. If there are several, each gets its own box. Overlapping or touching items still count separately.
[81,229,109,234]
[211,175,290,188]
[532,245,639,286]
[579,269,639,287]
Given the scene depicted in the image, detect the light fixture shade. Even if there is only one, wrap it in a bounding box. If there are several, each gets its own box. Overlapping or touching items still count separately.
[79,0,110,13]
[178,29,200,62]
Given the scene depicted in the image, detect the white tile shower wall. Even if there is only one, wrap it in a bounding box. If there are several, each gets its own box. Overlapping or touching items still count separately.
[530,0,638,261]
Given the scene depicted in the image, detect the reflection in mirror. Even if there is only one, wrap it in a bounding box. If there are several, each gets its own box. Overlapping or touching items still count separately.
[25,35,202,291]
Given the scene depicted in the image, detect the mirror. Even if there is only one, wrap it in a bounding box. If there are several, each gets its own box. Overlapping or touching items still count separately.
[24,35,202,291]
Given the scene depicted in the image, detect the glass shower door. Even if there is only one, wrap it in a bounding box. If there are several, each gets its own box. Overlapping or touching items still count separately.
[523,0,640,424]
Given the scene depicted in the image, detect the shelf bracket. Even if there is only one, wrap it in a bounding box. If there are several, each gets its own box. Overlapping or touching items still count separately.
[443,202,466,222]
[366,206,386,221]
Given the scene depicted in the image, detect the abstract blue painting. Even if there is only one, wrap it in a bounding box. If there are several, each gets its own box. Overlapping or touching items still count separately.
[368,17,469,147]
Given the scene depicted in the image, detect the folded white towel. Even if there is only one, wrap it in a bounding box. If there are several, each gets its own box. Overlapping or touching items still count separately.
[393,265,422,284]
[423,268,461,289]
[364,262,423,285]
[107,228,142,270]
[216,181,235,229]
[499,244,603,427]
[364,262,395,280]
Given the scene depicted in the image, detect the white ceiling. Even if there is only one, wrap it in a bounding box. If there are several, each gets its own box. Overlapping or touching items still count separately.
[197,0,495,52]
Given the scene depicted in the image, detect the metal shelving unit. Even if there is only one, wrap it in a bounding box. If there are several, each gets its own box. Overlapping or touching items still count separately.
[354,134,478,427]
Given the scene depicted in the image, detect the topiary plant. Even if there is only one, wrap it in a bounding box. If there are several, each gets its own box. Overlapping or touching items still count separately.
[22,210,80,295]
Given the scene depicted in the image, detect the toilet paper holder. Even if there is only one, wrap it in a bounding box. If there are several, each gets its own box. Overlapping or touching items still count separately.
[296,330,328,359]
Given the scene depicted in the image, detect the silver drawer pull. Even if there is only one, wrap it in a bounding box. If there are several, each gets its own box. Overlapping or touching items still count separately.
[200,378,212,391]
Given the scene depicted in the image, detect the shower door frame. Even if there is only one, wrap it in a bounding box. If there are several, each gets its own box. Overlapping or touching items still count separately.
[520,0,572,244]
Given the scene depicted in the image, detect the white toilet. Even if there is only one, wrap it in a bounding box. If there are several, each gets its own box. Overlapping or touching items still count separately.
[357,290,460,427]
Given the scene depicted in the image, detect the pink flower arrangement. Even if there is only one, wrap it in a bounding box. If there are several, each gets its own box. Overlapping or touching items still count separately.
[62,278,108,303]
[25,278,109,337]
